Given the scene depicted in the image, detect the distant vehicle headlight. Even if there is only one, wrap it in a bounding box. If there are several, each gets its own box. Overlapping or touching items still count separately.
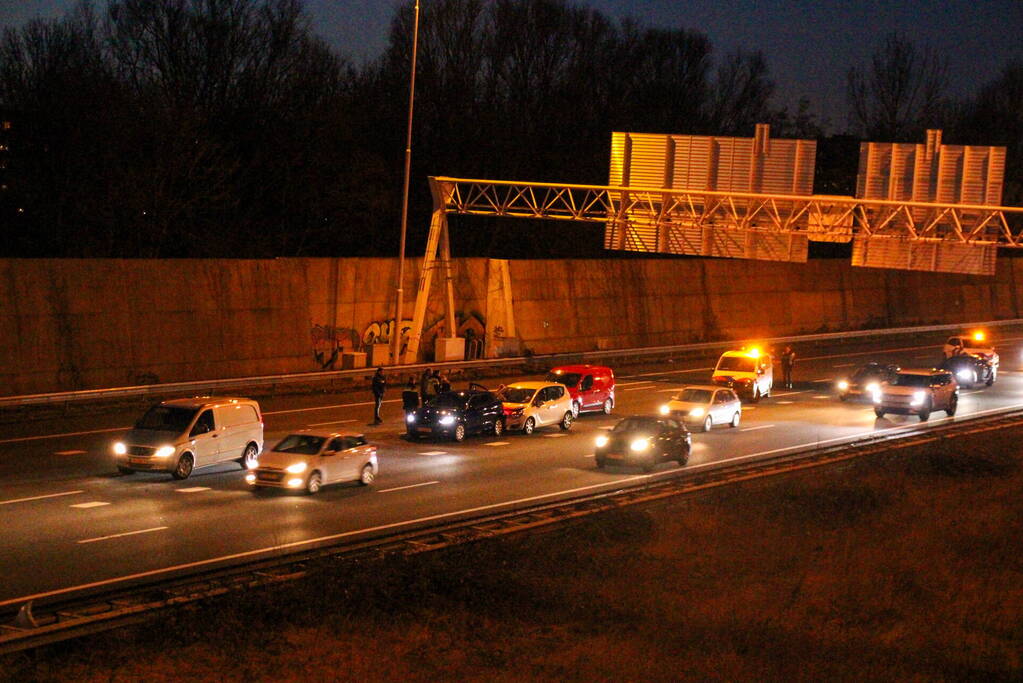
[911,391,926,406]
[630,438,650,453]
[154,445,175,458]
[689,407,705,418]
[406,413,416,423]
[957,369,973,380]
[595,434,609,448]
[113,442,127,455]
[837,380,849,391]
[438,415,456,426]
[286,462,307,474]
[659,404,670,415]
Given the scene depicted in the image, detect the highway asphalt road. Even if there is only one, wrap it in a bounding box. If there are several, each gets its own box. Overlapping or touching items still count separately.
[3,329,1023,609]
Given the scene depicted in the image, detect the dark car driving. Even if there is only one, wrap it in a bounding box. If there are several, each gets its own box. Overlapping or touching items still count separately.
[939,353,994,388]
[406,385,505,441]
[835,362,900,401]
[594,415,691,472]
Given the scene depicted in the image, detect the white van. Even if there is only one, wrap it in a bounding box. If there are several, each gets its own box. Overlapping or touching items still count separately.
[114,397,263,480]
[711,348,773,402]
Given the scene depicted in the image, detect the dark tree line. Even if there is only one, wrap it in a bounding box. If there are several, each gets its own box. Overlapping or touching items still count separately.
[0,1,1019,258]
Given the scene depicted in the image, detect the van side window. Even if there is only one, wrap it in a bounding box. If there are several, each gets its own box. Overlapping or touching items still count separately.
[580,375,594,391]
[190,409,215,436]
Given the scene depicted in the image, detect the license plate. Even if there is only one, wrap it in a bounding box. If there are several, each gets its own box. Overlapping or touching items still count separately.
[129,457,148,465]
[417,427,432,434]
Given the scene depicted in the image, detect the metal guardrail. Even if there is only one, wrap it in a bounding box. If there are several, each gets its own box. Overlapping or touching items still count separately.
[2,318,1021,408]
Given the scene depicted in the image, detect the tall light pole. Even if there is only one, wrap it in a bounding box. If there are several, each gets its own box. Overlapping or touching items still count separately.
[391,0,421,366]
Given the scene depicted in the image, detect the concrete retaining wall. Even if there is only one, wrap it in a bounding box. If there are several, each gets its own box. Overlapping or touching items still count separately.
[1,256,1019,395]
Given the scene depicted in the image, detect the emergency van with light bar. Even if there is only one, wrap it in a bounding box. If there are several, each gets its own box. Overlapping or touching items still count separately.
[711,346,773,402]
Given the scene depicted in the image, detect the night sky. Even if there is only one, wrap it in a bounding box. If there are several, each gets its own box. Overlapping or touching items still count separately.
[2,0,1021,132]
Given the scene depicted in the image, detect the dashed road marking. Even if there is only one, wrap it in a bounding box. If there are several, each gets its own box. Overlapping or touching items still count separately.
[378,481,440,494]
[813,396,831,399]
[308,419,357,427]
[419,450,448,456]
[484,441,510,446]
[774,390,810,396]
[776,400,794,405]
[70,501,109,509]
[1,490,83,506]
[263,399,402,416]
[78,526,167,544]
[583,453,595,458]
[0,427,128,445]
[617,380,656,387]
[740,424,775,432]
[623,384,656,391]
[54,450,86,456]
[544,433,567,438]
[175,487,211,494]
[657,388,683,392]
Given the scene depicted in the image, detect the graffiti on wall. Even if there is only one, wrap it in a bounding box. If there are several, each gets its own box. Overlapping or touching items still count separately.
[311,324,361,369]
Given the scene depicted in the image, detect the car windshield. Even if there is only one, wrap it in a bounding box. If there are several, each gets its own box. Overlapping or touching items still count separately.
[892,374,931,388]
[501,387,536,404]
[134,405,197,432]
[675,389,713,403]
[717,356,756,372]
[612,417,659,434]
[852,365,882,380]
[273,434,326,455]
[430,392,468,409]
[546,372,580,388]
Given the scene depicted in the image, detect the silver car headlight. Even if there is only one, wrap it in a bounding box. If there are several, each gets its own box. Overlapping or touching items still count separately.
[154,445,176,458]
[438,415,456,426]
[630,438,650,453]
[113,442,127,455]
[689,407,705,418]
[595,434,609,448]
[910,391,926,406]
[286,462,307,474]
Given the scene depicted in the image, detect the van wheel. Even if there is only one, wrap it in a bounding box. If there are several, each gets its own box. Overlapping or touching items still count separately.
[572,401,580,418]
[240,443,258,470]
[730,412,740,428]
[117,466,134,475]
[306,471,322,495]
[493,419,504,436]
[523,417,536,435]
[702,415,713,432]
[171,453,194,480]
[560,412,573,430]
[602,398,613,415]
[359,464,375,486]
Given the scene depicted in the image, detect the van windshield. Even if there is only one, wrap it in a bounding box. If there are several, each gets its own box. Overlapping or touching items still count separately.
[675,389,713,403]
[546,372,580,388]
[717,356,756,373]
[273,434,326,455]
[134,405,197,432]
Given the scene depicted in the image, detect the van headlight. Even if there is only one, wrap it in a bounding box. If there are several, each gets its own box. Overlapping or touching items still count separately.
[837,380,849,391]
[154,446,176,458]
[286,462,307,474]
[113,442,127,455]
[865,382,879,394]
[910,391,926,406]
[689,407,704,418]
[630,438,650,453]
[438,415,455,426]
[659,404,669,415]
[595,434,609,448]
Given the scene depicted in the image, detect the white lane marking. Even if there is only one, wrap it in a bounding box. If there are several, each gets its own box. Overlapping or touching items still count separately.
[914,355,932,359]
[377,481,440,494]
[742,405,756,410]
[773,390,810,396]
[583,453,595,458]
[70,501,109,509]
[544,433,567,438]
[813,396,830,399]
[657,388,683,393]
[78,527,168,545]
[814,378,832,383]
[419,450,448,456]
[0,473,650,608]
[622,385,656,391]
[484,441,510,446]
[625,367,714,378]
[264,399,401,415]
[776,400,794,405]
[833,363,854,367]
[0,426,127,445]
[175,487,210,494]
[740,424,775,432]
[617,380,655,387]
[0,490,83,506]
[308,419,357,427]
[54,450,87,456]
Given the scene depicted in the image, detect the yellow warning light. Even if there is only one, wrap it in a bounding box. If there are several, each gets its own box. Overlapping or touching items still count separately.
[972,331,986,342]
[746,346,761,358]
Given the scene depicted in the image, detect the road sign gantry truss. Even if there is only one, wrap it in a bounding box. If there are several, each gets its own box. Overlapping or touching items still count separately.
[402,175,1023,362]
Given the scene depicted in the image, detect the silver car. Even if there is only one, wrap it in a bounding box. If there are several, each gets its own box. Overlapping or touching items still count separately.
[660,385,742,432]
[247,430,378,495]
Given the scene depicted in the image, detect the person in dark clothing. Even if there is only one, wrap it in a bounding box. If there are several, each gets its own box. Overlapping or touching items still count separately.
[438,372,451,394]
[780,345,796,389]
[402,376,419,417]
[419,367,432,404]
[425,370,441,401]
[371,367,386,424]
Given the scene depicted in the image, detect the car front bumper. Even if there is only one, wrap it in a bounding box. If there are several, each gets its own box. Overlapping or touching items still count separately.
[117,455,175,472]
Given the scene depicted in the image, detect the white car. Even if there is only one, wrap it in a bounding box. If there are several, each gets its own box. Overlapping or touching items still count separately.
[248,431,377,494]
[873,369,958,421]
[943,332,999,379]
[114,397,263,480]
[499,381,574,434]
[660,385,742,431]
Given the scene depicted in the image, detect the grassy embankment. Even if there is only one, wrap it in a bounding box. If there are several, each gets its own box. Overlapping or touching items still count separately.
[4,429,1022,681]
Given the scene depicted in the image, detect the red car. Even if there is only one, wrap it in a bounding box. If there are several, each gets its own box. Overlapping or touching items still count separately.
[546,365,615,418]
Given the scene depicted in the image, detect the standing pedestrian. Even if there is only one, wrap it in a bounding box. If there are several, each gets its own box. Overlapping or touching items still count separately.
[438,371,451,394]
[419,367,432,404]
[371,367,386,424]
[780,345,796,389]
[426,370,441,400]
[402,376,419,417]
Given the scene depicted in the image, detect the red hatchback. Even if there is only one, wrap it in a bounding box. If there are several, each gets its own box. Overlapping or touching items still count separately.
[546,365,615,418]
